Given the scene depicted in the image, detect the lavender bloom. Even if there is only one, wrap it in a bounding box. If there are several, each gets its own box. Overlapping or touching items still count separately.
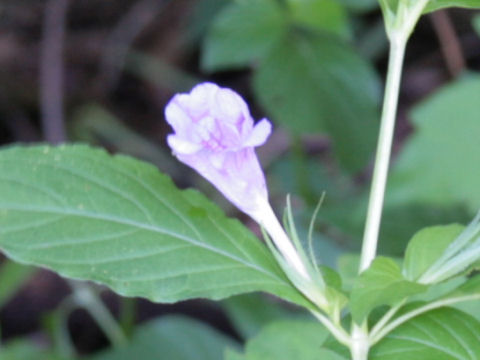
[165,82,272,222]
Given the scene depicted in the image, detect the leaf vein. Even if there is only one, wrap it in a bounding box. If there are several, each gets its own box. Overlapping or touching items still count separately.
[0,204,287,284]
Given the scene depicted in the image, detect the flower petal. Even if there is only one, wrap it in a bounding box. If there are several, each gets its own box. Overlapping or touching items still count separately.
[167,135,202,155]
[213,88,252,127]
[164,95,193,135]
[244,118,272,147]
[185,82,218,118]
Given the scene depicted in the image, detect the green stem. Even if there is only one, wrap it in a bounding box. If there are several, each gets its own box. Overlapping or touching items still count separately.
[119,297,137,337]
[351,37,407,360]
[52,297,77,358]
[69,281,127,347]
[351,322,369,360]
[352,2,430,358]
[358,0,431,274]
[368,300,405,341]
[358,34,407,273]
[311,310,351,347]
[370,294,480,345]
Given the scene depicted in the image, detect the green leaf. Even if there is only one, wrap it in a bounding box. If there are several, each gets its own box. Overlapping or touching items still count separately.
[405,213,480,284]
[182,0,230,47]
[0,340,61,360]
[0,260,35,308]
[403,224,464,282]
[225,349,246,360]
[253,33,380,172]
[222,294,305,339]
[453,300,480,322]
[402,276,480,330]
[388,75,480,212]
[371,307,480,360]
[338,0,378,12]
[287,0,350,38]
[444,274,480,299]
[377,0,399,26]
[0,145,308,307]
[238,320,347,360]
[378,0,399,13]
[350,257,428,323]
[201,0,286,72]
[401,275,480,320]
[410,276,467,303]
[90,315,236,360]
[320,266,343,291]
[451,276,480,321]
[425,0,480,13]
[337,254,360,292]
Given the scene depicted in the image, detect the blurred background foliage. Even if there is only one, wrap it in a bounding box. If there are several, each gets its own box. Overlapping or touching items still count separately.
[0,0,479,358]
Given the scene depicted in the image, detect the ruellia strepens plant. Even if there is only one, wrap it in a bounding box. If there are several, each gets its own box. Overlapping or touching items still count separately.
[1,0,480,359]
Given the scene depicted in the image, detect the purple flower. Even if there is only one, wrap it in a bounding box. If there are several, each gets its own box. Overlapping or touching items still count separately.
[165,82,272,221]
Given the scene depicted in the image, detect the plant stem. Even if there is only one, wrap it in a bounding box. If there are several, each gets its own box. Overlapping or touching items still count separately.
[370,294,480,344]
[352,2,431,358]
[368,300,405,340]
[52,297,77,358]
[358,0,430,274]
[119,297,137,337]
[311,310,351,347]
[358,34,407,273]
[40,0,69,144]
[69,281,127,347]
[351,322,370,360]
[351,34,408,360]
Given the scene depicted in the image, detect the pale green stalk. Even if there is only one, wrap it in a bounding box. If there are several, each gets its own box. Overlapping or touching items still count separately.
[352,17,409,360]
[311,310,351,347]
[69,280,127,347]
[53,296,77,358]
[369,294,480,344]
[359,0,430,273]
[368,300,405,341]
[352,1,430,359]
[358,35,407,273]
